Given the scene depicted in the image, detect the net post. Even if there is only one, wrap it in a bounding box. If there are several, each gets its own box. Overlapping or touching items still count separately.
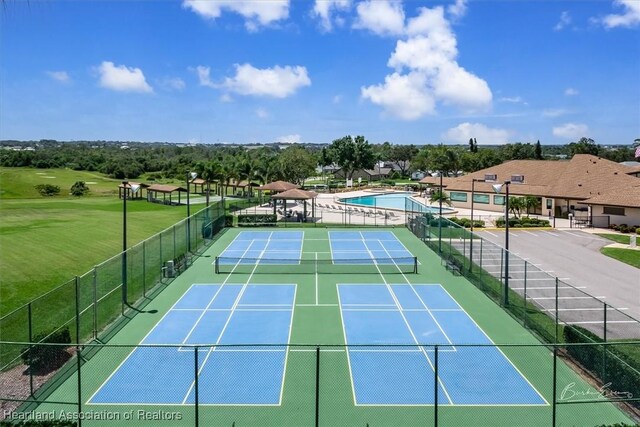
[28,302,34,396]
[195,346,199,427]
[315,346,320,427]
[214,257,219,274]
[414,257,418,274]
[434,344,439,427]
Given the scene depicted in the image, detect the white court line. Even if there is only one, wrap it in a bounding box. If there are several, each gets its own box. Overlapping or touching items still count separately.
[315,252,319,306]
[296,303,338,307]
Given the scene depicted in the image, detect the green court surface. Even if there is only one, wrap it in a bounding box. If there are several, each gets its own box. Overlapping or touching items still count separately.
[22,228,634,426]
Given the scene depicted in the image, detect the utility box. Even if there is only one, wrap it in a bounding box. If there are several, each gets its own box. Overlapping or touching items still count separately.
[631,235,637,249]
[163,260,175,278]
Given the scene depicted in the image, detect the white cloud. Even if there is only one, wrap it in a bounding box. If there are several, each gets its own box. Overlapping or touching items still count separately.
[442,122,510,144]
[160,77,185,91]
[313,0,350,31]
[363,5,492,118]
[353,0,405,36]
[220,93,233,103]
[332,94,343,104]
[183,0,289,31]
[361,71,435,120]
[256,108,269,118]
[97,61,153,93]
[542,108,570,117]
[599,0,640,28]
[554,11,571,31]
[195,65,216,88]
[499,96,527,104]
[277,134,301,143]
[565,87,579,96]
[222,63,311,98]
[46,71,70,83]
[553,123,589,139]
[447,0,467,19]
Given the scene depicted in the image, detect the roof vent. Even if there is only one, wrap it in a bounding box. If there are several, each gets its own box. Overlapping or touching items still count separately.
[511,174,524,183]
[484,174,497,181]
[578,184,582,187]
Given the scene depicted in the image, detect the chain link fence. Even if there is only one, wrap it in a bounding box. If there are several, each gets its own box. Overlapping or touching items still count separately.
[0,202,226,376]
[1,342,638,426]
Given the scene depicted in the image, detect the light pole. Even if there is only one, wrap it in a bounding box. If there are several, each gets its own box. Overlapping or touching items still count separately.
[438,172,443,254]
[469,178,484,272]
[186,171,197,253]
[492,181,511,306]
[122,180,139,309]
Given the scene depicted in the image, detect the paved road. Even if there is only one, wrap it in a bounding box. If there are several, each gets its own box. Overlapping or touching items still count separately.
[469,229,640,339]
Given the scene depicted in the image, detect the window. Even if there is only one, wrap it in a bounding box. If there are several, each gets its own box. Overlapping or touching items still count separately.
[511,174,525,183]
[450,192,468,202]
[493,195,505,205]
[603,206,625,216]
[546,199,553,209]
[484,174,497,181]
[473,194,490,204]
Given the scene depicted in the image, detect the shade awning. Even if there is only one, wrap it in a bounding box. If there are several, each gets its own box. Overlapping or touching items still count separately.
[270,188,318,200]
[258,180,300,192]
[147,184,188,193]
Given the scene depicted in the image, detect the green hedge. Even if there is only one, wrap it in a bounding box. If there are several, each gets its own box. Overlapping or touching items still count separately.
[448,216,485,229]
[1,421,77,427]
[21,327,71,373]
[495,216,550,228]
[564,325,640,408]
[237,214,277,227]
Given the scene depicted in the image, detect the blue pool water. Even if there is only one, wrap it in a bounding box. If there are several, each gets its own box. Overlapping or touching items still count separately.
[339,192,453,213]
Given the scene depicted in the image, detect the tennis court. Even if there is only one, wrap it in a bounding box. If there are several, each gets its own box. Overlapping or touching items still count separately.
[21,227,635,426]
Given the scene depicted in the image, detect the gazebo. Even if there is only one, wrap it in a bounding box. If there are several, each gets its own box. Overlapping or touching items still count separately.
[147,184,188,205]
[118,181,149,200]
[258,180,300,193]
[271,188,318,221]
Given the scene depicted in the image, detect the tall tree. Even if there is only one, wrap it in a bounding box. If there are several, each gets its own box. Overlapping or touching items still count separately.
[534,140,543,160]
[568,137,599,157]
[277,145,317,185]
[426,145,460,177]
[388,144,418,176]
[328,135,376,180]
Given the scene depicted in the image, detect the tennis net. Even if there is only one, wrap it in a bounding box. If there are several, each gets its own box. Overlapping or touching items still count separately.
[214,255,418,274]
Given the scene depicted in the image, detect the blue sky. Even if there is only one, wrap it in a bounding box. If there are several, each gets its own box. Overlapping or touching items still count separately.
[1,0,638,145]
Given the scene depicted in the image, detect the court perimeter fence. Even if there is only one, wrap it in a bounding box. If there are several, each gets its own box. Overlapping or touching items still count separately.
[0,201,226,375]
[405,200,640,413]
[1,341,639,426]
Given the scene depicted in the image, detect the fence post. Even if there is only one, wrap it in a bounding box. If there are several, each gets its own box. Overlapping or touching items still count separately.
[552,345,557,427]
[523,261,528,328]
[173,225,177,260]
[195,346,199,427]
[479,238,483,273]
[315,346,320,427]
[28,303,33,396]
[555,277,559,343]
[92,267,98,341]
[434,345,439,427]
[142,241,146,297]
[603,303,607,383]
[75,276,82,427]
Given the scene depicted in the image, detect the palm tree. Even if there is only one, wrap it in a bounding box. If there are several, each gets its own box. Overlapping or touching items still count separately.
[201,160,222,206]
[430,189,452,206]
[523,195,540,216]
[508,196,526,218]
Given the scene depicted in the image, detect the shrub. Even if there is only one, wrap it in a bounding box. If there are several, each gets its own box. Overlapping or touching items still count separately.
[69,181,90,196]
[495,216,550,228]
[636,228,640,235]
[237,214,277,227]
[34,184,61,197]
[224,214,234,227]
[447,217,485,229]
[21,327,71,373]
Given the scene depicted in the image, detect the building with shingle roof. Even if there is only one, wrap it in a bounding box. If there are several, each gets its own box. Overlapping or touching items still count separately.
[419,154,640,226]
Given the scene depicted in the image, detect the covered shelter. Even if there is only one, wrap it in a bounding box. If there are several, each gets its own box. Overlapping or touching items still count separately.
[271,188,318,221]
[258,180,300,193]
[118,181,149,200]
[147,184,188,206]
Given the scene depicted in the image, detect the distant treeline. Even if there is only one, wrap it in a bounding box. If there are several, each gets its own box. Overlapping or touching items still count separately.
[0,138,636,182]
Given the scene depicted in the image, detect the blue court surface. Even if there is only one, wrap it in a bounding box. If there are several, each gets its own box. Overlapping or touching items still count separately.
[89,283,296,405]
[219,231,303,265]
[329,231,414,264]
[338,284,547,406]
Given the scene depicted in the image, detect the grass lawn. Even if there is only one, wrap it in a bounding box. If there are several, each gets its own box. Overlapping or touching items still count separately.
[595,233,640,268]
[0,168,197,315]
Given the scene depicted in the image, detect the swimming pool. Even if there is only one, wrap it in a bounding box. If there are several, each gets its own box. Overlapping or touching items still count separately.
[339,192,454,213]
